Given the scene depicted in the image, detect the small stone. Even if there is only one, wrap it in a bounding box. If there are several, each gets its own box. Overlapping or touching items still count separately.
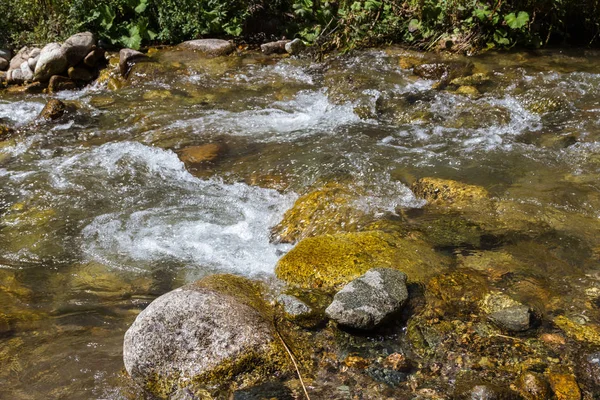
[34,43,68,82]
[456,85,480,96]
[178,143,224,164]
[261,40,290,55]
[514,372,551,400]
[383,353,411,372]
[285,39,305,55]
[178,39,235,56]
[48,75,77,93]
[344,354,370,369]
[68,66,94,82]
[38,99,66,120]
[119,48,147,77]
[62,32,96,66]
[584,352,600,386]
[84,47,105,68]
[325,268,408,330]
[488,305,532,332]
[547,373,581,400]
[23,82,46,94]
[0,125,14,140]
[540,333,566,346]
[277,294,311,317]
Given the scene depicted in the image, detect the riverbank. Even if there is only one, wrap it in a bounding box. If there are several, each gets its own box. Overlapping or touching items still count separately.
[2,0,600,56]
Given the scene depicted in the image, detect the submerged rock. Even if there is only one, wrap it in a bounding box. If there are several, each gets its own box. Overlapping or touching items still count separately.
[275,230,448,290]
[261,40,290,55]
[270,182,368,243]
[178,39,235,56]
[276,294,324,328]
[178,143,225,165]
[33,43,68,82]
[514,372,551,400]
[547,373,581,400]
[68,66,94,82]
[119,48,148,77]
[325,268,408,330]
[482,292,532,332]
[123,274,289,397]
[411,177,491,210]
[38,99,66,120]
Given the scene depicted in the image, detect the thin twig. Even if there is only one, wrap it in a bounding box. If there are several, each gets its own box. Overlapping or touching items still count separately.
[274,321,311,400]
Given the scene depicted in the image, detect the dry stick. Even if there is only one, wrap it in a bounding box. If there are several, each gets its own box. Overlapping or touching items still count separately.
[274,326,311,400]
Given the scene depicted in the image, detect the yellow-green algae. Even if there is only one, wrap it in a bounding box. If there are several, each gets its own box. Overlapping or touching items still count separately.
[411,177,492,212]
[275,230,449,290]
[553,315,600,346]
[271,182,369,244]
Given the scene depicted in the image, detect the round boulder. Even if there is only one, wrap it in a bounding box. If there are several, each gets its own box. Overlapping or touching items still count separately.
[62,32,96,66]
[123,275,286,397]
[34,43,68,82]
[178,39,235,56]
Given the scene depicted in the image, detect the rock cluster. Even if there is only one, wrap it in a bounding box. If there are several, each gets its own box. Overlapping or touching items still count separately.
[2,32,104,91]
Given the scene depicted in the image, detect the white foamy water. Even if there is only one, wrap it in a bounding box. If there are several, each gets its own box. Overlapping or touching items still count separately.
[33,141,296,276]
[168,89,360,141]
[0,100,44,126]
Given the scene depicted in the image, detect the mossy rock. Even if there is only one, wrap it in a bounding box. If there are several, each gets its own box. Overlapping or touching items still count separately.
[411,177,492,211]
[275,230,449,290]
[425,270,489,317]
[449,73,491,87]
[271,182,369,244]
[406,212,483,248]
[554,315,600,346]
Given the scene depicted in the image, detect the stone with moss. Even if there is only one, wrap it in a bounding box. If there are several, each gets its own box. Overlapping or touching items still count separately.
[554,315,600,346]
[123,274,292,398]
[275,230,448,290]
[270,182,369,244]
[411,177,491,210]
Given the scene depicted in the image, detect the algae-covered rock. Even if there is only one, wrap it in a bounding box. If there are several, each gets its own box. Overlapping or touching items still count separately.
[123,274,290,398]
[270,183,369,244]
[554,315,600,346]
[411,177,492,211]
[547,373,581,400]
[325,268,409,330]
[277,294,325,329]
[178,143,226,166]
[481,292,532,332]
[426,270,489,316]
[276,231,448,290]
[449,73,491,87]
[38,99,66,120]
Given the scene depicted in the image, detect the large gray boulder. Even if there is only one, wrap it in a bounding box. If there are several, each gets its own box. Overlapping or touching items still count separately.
[178,39,235,56]
[19,61,34,82]
[34,43,68,82]
[325,268,409,330]
[123,275,284,397]
[62,32,96,66]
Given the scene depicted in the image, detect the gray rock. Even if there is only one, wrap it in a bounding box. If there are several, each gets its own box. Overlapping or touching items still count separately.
[6,68,26,84]
[123,281,276,396]
[27,48,41,71]
[119,48,147,77]
[0,71,6,81]
[0,58,7,71]
[0,49,11,62]
[277,294,311,317]
[488,305,531,332]
[19,61,33,82]
[68,66,94,82]
[285,39,305,55]
[84,47,105,68]
[9,46,33,70]
[34,43,68,82]
[261,40,290,55]
[62,32,96,66]
[325,268,409,330]
[178,39,235,56]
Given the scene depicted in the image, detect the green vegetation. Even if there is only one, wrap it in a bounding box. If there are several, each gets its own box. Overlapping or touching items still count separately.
[1,0,599,52]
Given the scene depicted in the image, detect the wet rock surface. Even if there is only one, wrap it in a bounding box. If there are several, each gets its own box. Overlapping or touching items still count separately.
[178,39,235,56]
[325,268,408,330]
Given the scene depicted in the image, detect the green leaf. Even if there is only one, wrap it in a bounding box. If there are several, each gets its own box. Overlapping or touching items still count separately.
[504,11,529,29]
[135,0,148,14]
[99,5,116,31]
[408,19,421,33]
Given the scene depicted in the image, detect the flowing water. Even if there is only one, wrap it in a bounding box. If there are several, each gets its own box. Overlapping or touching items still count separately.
[2,47,600,398]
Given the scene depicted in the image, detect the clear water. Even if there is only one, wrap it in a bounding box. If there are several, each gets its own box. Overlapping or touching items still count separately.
[2,47,600,398]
